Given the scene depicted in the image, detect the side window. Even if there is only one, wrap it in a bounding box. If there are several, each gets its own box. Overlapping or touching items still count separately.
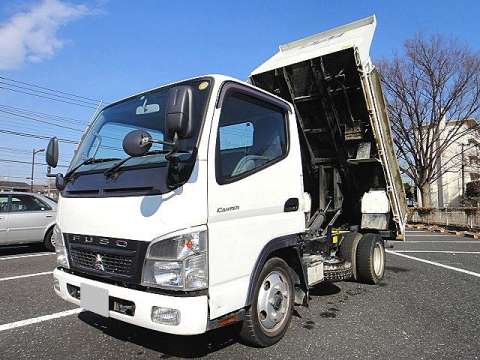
[10,195,51,212]
[216,92,287,183]
[219,122,254,150]
[0,196,8,213]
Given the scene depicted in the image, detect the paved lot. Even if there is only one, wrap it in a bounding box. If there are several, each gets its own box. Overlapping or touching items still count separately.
[0,231,479,359]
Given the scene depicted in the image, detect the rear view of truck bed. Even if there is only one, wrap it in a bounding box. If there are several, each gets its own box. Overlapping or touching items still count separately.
[250,15,406,239]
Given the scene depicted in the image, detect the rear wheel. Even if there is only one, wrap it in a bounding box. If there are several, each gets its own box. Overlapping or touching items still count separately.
[356,233,385,284]
[239,257,294,347]
[43,228,55,252]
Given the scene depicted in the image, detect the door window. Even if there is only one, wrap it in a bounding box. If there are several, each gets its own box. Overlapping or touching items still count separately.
[0,196,8,213]
[10,195,51,212]
[216,92,287,184]
[219,122,254,150]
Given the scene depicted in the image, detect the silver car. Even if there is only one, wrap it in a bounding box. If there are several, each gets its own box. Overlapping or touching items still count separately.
[0,192,57,251]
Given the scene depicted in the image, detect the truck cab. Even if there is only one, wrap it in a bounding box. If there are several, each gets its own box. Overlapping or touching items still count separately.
[49,16,405,347]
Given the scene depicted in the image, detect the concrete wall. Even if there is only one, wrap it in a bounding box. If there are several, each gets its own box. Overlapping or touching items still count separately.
[409,207,480,230]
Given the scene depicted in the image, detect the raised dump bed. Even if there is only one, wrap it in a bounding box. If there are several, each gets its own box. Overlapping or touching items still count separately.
[250,15,406,239]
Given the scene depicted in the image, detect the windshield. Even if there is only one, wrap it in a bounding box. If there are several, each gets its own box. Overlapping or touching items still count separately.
[70,78,212,173]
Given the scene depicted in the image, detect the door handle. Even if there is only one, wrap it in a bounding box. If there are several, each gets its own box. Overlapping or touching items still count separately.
[284,198,299,212]
[46,215,53,218]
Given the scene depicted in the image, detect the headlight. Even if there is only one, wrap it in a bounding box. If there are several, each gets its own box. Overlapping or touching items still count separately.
[142,229,208,291]
[53,225,69,269]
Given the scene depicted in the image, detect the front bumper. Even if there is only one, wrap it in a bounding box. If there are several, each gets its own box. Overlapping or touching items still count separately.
[53,268,208,335]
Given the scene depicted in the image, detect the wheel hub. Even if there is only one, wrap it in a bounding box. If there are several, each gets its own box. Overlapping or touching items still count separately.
[272,291,283,310]
[373,242,385,276]
[257,271,290,333]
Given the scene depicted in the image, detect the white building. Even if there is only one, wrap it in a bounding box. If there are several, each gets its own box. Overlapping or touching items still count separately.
[429,119,480,208]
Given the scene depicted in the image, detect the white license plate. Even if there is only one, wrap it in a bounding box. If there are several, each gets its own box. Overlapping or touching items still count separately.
[80,283,109,317]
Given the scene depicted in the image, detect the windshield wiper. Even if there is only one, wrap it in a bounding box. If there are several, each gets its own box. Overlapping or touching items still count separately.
[65,157,121,180]
[103,150,184,178]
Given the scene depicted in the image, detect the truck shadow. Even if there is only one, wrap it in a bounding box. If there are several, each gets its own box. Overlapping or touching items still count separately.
[309,281,342,297]
[78,311,241,358]
[0,243,46,256]
[385,265,410,274]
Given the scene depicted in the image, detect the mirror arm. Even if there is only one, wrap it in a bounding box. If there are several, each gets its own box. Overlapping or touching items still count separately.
[150,139,176,147]
[46,166,61,178]
[148,138,178,161]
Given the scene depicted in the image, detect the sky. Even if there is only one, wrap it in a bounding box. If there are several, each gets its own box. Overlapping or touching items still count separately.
[0,0,479,185]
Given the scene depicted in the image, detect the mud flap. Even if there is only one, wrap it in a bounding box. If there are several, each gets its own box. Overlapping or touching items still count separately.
[338,232,363,280]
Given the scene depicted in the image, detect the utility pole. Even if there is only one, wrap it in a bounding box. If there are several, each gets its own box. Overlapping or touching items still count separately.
[31,148,45,192]
[461,143,465,203]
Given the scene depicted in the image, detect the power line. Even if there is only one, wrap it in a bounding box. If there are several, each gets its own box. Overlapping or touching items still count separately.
[0,75,105,103]
[0,147,72,165]
[0,146,32,155]
[0,111,84,132]
[0,81,99,107]
[0,122,65,136]
[0,115,124,143]
[0,145,72,159]
[0,145,75,157]
[0,128,123,153]
[0,158,68,168]
[0,104,88,125]
[0,128,79,144]
[0,86,98,109]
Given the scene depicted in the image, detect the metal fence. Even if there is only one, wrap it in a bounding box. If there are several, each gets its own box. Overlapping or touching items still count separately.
[408,208,480,230]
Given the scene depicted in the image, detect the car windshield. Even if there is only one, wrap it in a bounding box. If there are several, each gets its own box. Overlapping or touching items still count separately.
[69,78,212,173]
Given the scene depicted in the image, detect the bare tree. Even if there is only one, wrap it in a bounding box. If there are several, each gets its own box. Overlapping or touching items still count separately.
[378,34,480,207]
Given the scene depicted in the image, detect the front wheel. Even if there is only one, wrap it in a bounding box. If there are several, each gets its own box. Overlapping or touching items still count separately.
[356,233,385,284]
[239,257,294,347]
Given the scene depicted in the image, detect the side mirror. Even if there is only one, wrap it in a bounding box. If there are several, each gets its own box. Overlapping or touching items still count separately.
[122,129,153,157]
[55,173,66,191]
[165,86,193,142]
[46,137,59,168]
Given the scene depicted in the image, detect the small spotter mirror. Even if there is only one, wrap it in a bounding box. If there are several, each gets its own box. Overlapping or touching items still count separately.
[122,129,153,157]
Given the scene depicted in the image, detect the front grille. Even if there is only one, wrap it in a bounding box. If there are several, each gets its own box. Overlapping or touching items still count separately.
[64,233,148,284]
[70,248,134,276]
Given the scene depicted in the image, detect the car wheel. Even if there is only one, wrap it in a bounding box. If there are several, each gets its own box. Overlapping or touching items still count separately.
[44,228,55,252]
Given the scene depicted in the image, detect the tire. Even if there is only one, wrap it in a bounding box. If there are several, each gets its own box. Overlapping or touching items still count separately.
[338,232,362,263]
[356,233,385,284]
[43,228,55,252]
[338,232,362,280]
[239,257,294,347]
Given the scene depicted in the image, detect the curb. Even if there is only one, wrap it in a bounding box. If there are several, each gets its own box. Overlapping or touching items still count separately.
[407,223,480,240]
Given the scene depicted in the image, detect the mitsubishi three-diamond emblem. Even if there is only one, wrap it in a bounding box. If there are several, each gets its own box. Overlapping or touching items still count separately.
[94,254,105,271]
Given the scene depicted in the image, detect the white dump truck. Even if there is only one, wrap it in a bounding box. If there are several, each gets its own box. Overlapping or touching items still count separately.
[47,15,405,347]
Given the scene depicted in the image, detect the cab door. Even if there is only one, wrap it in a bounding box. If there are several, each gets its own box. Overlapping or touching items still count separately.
[0,194,9,244]
[207,84,305,319]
